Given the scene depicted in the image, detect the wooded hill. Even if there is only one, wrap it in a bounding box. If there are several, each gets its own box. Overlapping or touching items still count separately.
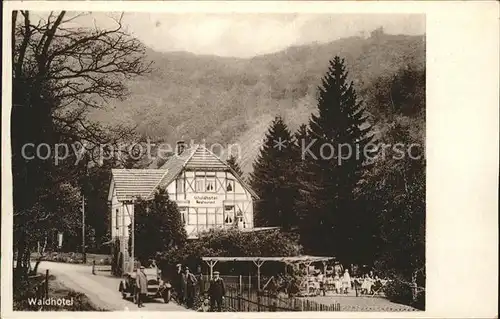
[90,29,425,174]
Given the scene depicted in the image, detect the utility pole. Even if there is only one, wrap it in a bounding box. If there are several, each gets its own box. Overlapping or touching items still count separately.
[125,202,134,273]
[131,205,134,272]
[82,194,87,264]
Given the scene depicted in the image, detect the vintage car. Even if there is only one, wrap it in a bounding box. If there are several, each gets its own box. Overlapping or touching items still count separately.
[118,263,171,303]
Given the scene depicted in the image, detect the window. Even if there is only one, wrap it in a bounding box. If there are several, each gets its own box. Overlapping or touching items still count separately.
[206,179,215,192]
[226,180,234,192]
[195,179,204,192]
[179,207,187,225]
[176,178,184,193]
[188,208,197,225]
[207,208,216,226]
[115,208,119,229]
[115,209,120,230]
[224,205,234,224]
[198,208,207,226]
[216,210,224,226]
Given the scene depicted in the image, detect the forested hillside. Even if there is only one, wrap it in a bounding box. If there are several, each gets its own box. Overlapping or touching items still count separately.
[90,29,425,173]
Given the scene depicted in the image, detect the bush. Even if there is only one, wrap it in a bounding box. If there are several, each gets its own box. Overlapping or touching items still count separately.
[383,275,425,310]
[383,278,412,305]
[157,228,302,276]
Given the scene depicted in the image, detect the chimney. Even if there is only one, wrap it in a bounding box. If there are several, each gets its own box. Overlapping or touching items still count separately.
[176,140,186,156]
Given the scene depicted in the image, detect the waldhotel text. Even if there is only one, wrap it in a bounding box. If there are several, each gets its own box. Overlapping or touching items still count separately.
[27,297,74,307]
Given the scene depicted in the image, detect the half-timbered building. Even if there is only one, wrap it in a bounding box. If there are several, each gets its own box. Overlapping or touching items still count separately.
[108,142,259,264]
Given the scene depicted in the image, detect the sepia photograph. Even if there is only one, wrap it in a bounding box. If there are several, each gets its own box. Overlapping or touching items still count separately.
[1,2,497,317]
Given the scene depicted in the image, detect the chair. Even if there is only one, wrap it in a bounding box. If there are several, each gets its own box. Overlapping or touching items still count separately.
[370,279,386,297]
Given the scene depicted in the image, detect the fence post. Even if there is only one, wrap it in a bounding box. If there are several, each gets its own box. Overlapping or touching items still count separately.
[239,275,242,296]
[257,293,261,312]
[271,301,277,312]
[45,269,49,298]
[237,293,241,311]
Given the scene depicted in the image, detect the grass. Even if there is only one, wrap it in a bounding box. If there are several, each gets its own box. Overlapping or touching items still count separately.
[13,273,108,311]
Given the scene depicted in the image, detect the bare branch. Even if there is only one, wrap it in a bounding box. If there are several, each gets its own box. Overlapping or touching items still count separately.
[15,11,31,78]
[12,11,17,52]
[39,11,66,70]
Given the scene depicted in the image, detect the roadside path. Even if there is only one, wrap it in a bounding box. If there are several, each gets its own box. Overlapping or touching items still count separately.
[37,261,188,311]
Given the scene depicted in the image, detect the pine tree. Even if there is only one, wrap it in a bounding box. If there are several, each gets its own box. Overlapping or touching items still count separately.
[298,56,374,262]
[250,116,299,230]
[226,155,244,179]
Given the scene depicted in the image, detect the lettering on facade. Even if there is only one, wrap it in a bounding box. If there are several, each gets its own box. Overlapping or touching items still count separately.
[193,195,219,205]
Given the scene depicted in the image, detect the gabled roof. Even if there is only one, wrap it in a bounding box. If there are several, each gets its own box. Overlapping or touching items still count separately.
[110,169,168,202]
[109,144,259,202]
[156,145,197,189]
[159,144,259,199]
[185,146,228,170]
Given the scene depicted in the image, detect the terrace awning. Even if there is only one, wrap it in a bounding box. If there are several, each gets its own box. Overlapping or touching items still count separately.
[201,256,334,263]
[201,255,336,290]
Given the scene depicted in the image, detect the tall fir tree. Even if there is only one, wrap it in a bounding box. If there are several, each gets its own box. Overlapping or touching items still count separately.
[250,116,299,230]
[297,56,374,262]
[226,155,244,179]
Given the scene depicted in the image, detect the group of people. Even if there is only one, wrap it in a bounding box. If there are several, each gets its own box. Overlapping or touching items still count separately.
[307,269,353,295]
[172,264,226,312]
[306,268,384,296]
[174,264,199,308]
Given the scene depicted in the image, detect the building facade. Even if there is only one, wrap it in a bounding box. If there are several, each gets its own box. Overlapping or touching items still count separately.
[108,142,258,266]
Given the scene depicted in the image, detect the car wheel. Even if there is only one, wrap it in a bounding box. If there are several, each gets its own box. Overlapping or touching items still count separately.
[163,290,171,303]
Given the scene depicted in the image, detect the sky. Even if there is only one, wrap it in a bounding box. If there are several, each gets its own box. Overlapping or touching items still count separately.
[44,12,425,58]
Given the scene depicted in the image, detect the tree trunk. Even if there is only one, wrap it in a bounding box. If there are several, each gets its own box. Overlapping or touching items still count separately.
[33,236,48,274]
[16,244,24,270]
[23,245,31,273]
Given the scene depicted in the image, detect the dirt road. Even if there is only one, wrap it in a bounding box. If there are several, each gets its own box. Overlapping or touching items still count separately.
[37,261,188,311]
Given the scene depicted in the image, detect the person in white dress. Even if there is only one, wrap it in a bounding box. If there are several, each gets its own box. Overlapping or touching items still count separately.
[333,274,342,294]
[342,269,351,294]
[361,273,374,295]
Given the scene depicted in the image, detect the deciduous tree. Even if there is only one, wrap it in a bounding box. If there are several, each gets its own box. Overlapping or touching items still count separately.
[12,11,150,276]
[130,189,187,264]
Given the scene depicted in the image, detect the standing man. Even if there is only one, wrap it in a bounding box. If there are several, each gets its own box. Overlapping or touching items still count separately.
[208,271,225,312]
[185,267,198,308]
[136,266,148,308]
[179,265,187,305]
[195,265,204,296]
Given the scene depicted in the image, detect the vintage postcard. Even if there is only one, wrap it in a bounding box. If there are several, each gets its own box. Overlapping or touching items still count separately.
[1,1,498,318]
